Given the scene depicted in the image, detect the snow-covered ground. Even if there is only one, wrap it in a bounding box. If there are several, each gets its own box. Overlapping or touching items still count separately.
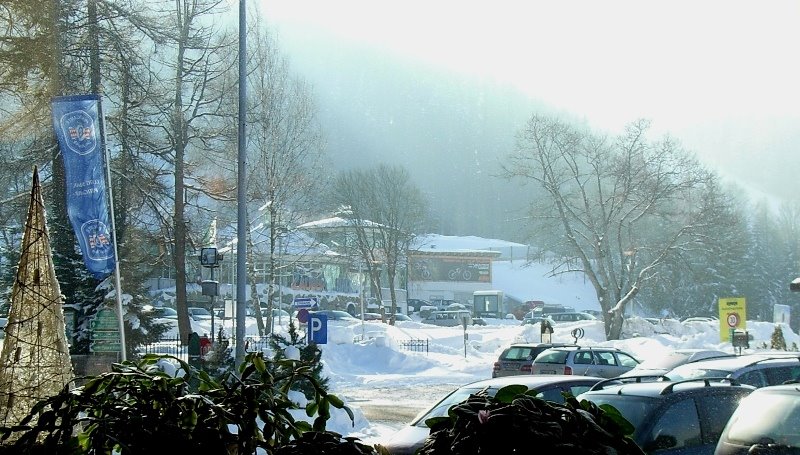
[4,258,796,449]
[308,313,800,444]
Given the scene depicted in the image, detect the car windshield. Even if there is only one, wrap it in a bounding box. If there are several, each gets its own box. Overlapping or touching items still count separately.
[411,386,493,427]
[635,352,695,370]
[724,392,800,447]
[666,365,731,381]
[579,395,660,438]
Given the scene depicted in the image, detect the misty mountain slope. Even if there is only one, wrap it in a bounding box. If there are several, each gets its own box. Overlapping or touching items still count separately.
[277,30,560,239]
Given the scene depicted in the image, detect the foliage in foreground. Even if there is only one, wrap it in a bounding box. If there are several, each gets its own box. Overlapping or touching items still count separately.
[416,384,645,455]
[0,353,369,454]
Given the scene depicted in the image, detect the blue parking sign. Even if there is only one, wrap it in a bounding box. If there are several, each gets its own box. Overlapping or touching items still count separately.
[307,313,327,344]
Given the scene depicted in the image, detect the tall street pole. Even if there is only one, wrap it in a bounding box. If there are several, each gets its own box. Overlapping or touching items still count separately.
[235,0,247,367]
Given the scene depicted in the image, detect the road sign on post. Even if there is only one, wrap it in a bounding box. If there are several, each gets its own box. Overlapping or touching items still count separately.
[293,297,318,310]
[89,307,122,355]
[307,313,327,344]
[718,297,746,342]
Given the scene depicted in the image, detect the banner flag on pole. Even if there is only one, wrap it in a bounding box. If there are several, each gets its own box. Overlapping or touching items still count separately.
[51,94,116,279]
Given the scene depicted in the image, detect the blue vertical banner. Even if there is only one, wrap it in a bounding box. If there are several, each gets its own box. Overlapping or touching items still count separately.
[51,94,116,279]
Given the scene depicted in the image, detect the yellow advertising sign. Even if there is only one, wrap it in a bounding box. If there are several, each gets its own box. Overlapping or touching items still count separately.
[718,297,746,342]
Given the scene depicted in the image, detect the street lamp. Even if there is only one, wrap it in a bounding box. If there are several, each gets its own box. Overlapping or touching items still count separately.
[200,247,222,342]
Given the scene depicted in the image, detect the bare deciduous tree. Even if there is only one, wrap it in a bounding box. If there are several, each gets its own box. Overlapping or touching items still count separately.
[329,165,427,323]
[504,115,732,340]
[236,21,327,335]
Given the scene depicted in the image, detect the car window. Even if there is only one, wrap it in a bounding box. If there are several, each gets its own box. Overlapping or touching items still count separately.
[533,387,565,403]
[765,365,800,385]
[696,393,746,444]
[536,350,570,364]
[736,369,769,388]
[644,398,701,452]
[574,351,594,365]
[595,351,616,366]
[567,384,594,397]
[615,352,639,368]
[502,347,535,361]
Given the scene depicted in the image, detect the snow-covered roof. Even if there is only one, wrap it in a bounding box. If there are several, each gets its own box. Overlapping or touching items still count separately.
[410,234,526,255]
[298,217,384,230]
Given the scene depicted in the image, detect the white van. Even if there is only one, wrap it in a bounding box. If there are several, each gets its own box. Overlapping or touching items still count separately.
[423,310,473,327]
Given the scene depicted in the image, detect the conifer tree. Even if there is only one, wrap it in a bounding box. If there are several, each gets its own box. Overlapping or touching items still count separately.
[268,321,328,399]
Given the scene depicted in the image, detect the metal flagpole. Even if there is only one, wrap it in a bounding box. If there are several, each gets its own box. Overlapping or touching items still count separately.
[97,96,127,361]
[235,0,247,367]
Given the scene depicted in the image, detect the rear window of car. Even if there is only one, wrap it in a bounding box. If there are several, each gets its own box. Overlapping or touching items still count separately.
[536,350,570,364]
[580,394,660,430]
[666,366,731,381]
[501,347,536,361]
[723,392,800,447]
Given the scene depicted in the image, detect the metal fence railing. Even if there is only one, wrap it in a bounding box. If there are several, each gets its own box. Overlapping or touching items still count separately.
[139,335,187,361]
[399,338,429,353]
[244,336,271,354]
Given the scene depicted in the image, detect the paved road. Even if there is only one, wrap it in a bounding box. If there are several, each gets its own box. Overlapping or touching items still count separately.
[337,383,458,430]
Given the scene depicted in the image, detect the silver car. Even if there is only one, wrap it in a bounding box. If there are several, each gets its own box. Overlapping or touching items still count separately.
[530,346,640,378]
[382,375,604,455]
[665,353,800,388]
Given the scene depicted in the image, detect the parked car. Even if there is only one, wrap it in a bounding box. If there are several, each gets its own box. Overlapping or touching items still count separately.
[187,307,213,321]
[392,313,412,322]
[664,353,800,388]
[530,346,640,378]
[521,314,555,326]
[492,342,572,378]
[547,312,598,322]
[715,382,800,455]
[681,316,719,323]
[382,375,605,455]
[422,310,474,327]
[309,310,359,322]
[143,305,178,320]
[406,299,430,313]
[619,349,732,378]
[360,312,383,321]
[267,308,292,320]
[579,378,755,455]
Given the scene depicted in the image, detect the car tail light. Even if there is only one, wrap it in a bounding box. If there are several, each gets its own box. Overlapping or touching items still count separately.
[493,362,500,372]
[521,364,532,373]
[564,365,572,375]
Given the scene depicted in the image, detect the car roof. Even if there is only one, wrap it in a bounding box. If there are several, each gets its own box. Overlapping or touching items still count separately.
[462,374,605,390]
[746,382,800,395]
[583,377,756,397]
[669,353,800,371]
[541,345,622,353]
[508,342,572,348]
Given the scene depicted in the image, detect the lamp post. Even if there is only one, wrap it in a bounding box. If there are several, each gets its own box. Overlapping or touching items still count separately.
[200,247,222,342]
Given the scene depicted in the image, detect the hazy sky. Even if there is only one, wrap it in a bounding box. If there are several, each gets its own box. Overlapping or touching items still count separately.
[257,0,800,203]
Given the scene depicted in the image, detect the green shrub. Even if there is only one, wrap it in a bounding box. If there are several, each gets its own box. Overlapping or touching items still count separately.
[413,384,644,455]
[0,353,366,455]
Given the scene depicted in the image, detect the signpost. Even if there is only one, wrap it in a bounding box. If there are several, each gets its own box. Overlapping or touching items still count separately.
[293,297,318,310]
[307,313,327,344]
[719,297,747,341]
[89,307,122,354]
[718,297,746,342]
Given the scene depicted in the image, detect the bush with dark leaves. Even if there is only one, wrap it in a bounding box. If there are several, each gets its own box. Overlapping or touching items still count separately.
[0,353,377,455]
[417,384,644,455]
